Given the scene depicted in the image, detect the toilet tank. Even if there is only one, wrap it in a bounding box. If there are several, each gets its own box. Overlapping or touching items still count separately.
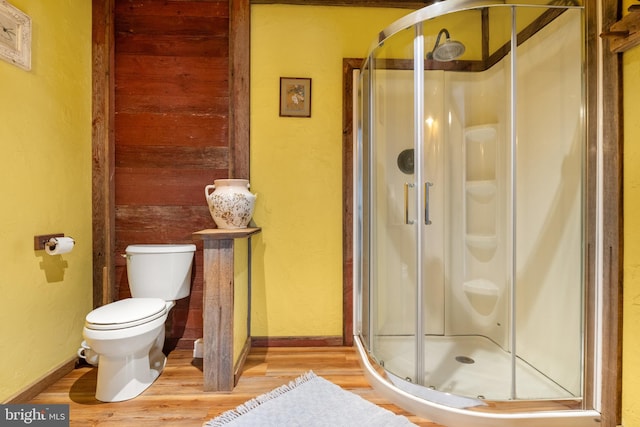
[125,244,196,301]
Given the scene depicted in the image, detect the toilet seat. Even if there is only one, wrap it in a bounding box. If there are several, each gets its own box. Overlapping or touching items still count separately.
[85,298,167,331]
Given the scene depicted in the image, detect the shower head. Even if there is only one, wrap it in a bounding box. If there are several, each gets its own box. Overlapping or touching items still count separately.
[427,28,466,62]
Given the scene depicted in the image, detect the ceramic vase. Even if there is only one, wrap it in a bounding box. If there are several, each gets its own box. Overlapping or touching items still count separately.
[205,179,256,229]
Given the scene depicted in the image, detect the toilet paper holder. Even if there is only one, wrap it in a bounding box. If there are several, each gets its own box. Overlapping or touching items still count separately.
[33,233,66,250]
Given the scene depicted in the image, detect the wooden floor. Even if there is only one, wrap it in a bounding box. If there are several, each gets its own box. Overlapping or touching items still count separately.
[29,346,443,426]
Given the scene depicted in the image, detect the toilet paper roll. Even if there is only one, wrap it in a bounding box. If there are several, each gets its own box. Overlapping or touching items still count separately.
[45,237,75,255]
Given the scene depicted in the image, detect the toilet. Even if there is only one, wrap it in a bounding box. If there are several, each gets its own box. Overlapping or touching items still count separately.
[82,243,196,402]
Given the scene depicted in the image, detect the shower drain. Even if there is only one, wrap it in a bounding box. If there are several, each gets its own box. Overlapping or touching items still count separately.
[455,355,475,364]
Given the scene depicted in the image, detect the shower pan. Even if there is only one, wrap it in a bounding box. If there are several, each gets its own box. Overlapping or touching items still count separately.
[353,0,603,425]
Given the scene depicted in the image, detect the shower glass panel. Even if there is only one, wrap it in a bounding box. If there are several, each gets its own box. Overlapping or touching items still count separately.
[357,1,584,405]
[513,6,584,399]
[367,25,419,382]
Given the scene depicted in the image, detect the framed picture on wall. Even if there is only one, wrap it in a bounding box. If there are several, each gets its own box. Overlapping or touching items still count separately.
[280,77,311,117]
[0,0,31,71]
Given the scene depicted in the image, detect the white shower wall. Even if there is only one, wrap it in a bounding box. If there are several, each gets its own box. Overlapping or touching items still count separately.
[445,63,509,350]
[513,9,583,396]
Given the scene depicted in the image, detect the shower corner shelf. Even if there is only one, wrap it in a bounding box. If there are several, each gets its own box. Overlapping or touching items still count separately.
[465,234,497,249]
[464,124,497,141]
[466,180,496,197]
[463,279,499,296]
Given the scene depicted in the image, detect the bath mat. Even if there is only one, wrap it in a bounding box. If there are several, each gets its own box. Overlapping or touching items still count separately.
[204,371,417,427]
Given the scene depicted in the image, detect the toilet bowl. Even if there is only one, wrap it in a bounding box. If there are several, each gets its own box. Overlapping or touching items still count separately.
[82,244,195,402]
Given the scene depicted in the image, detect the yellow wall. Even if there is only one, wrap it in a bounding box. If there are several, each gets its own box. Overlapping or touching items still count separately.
[623,3,640,426]
[249,5,411,337]
[0,1,92,401]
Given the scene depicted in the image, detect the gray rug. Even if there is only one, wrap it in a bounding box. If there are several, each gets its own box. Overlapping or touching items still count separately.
[204,371,417,427]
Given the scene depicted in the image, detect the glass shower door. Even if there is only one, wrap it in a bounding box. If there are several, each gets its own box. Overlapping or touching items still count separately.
[419,8,515,399]
[367,25,419,382]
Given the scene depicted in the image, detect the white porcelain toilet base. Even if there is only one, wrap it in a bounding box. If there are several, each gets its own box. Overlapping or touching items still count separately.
[95,348,166,402]
[83,307,169,402]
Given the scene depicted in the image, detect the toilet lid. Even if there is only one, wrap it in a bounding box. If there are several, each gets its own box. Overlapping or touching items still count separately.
[85,298,167,331]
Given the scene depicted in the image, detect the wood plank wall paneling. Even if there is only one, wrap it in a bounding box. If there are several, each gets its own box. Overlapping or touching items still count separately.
[115,110,229,147]
[599,0,623,423]
[113,0,232,348]
[92,0,116,307]
[229,0,251,179]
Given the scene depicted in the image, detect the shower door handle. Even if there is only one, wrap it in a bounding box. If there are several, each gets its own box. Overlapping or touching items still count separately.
[424,182,433,225]
[404,183,415,225]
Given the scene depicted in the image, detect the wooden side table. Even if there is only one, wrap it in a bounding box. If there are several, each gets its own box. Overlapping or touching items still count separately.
[193,227,261,392]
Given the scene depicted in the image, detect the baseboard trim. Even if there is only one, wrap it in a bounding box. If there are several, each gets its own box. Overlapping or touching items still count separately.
[3,356,77,403]
[251,336,343,347]
[233,337,252,386]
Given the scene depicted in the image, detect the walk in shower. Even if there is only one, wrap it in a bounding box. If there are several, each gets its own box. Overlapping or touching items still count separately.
[353,0,603,425]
